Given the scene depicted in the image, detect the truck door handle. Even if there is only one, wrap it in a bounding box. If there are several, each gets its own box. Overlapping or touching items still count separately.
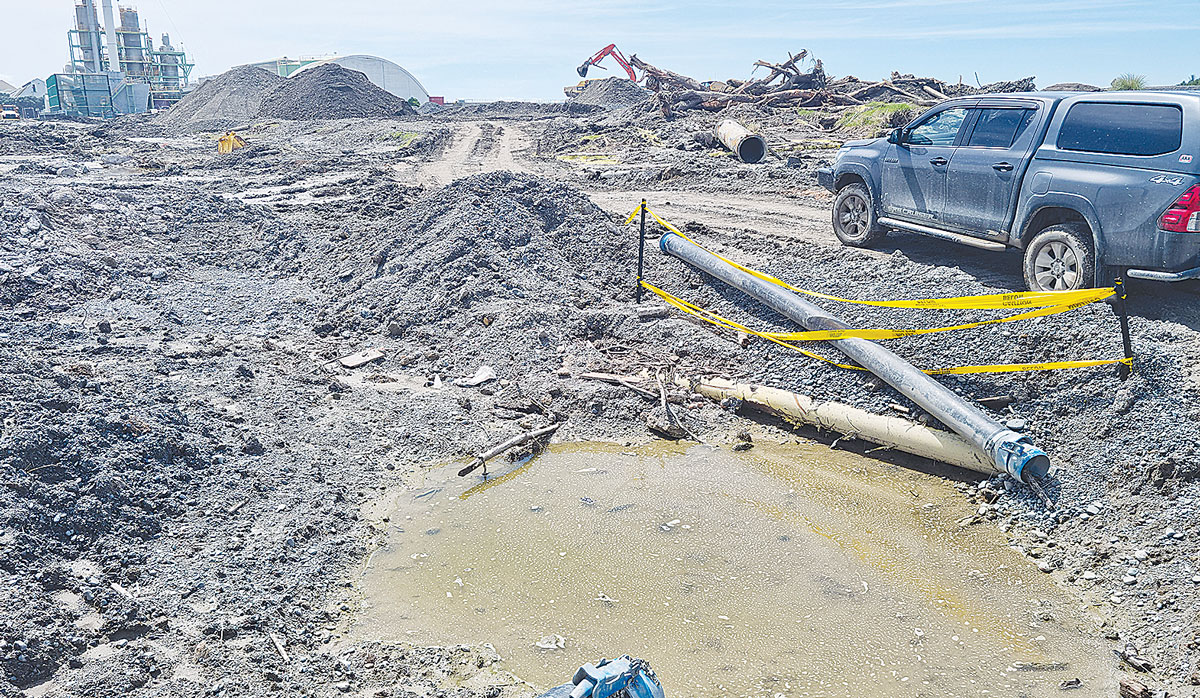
[992,162,1014,172]
[929,157,948,166]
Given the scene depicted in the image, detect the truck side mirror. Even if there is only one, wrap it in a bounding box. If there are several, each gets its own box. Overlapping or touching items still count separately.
[887,128,905,145]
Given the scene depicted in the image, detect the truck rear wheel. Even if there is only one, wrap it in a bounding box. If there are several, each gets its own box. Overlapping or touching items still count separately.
[832,183,885,247]
[1022,224,1095,292]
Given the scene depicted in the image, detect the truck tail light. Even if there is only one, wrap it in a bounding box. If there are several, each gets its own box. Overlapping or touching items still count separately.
[1159,184,1200,232]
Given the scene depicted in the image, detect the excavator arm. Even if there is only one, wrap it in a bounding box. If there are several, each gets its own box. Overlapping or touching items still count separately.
[577,44,638,81]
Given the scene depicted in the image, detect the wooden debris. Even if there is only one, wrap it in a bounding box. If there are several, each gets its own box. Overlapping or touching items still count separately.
[268,632,291,663]
[338,348,385,369]
[1118,677,1150,698]
[458,424,561,477]
[628,49,1000,118]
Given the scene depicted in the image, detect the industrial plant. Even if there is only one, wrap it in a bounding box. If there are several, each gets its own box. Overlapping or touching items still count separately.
[46,0,193,117]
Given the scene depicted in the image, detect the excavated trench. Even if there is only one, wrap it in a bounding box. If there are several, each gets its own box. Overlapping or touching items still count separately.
[351,441,1116,697]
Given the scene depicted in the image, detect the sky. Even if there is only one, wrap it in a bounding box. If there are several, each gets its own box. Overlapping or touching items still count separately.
[1,0,1197,100]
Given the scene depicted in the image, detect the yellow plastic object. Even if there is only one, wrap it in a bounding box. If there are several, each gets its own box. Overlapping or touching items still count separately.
[217,131,246,154]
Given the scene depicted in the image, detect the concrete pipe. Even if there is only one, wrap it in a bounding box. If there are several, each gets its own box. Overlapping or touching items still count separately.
[659,231,1051,483]
[683,376,999,475]
[715,119,767,164]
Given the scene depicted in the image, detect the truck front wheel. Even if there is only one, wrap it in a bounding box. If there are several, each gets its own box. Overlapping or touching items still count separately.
[832,183,886,247]
[1022,224,1095,291]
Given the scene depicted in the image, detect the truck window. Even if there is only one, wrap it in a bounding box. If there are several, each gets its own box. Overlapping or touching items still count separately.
[1056,102,1182,156]
[967,108,1035,148]
[906,108,967,146]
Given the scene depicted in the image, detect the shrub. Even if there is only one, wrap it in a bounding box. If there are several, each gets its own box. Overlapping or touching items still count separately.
[1110,73,1148,90]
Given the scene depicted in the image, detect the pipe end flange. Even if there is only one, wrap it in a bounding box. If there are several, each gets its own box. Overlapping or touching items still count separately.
[989,430,1051,483]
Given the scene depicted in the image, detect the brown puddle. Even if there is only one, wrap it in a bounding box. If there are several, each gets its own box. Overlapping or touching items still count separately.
[352,441,1116,697]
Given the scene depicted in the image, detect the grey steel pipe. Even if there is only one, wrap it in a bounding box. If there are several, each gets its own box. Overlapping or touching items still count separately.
[715,119,767,164]
[101,0,121,73]
[659,232,1051,482]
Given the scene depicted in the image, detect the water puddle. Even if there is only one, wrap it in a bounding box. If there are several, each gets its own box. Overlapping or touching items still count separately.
[353,441,1115,696]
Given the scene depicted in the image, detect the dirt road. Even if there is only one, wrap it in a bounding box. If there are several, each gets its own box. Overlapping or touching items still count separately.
[419,121,531,185]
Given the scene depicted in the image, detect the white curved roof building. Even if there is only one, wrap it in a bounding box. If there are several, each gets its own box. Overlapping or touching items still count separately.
[247,54,430,102]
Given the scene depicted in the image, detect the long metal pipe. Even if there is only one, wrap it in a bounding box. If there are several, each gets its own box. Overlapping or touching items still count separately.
[101,0,120,73]
[715,119,767,164]
[659,231,1051,482]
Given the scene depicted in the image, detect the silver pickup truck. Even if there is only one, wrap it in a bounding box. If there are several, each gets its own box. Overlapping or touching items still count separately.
[816,91,1200,291]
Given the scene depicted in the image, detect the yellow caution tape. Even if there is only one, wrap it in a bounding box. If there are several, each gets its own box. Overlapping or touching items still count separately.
[642,280,1130,375]
[629,201,1130,375]
[627,203,1115,310]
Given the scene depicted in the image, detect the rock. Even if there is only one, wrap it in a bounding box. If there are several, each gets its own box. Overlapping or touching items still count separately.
[1037,560,1053,573]
[241,436,265,455]
[101,153,131,166]
[455,365,497,387]
[150,268,167,281]
[731,442,753,452]
[645,406,685,439]
[534,634,566,650]
[335,681,351,692]
[97,320,112,334]
[56,166,78,177]
[387,322,402,337]
[1134,549,1148,561]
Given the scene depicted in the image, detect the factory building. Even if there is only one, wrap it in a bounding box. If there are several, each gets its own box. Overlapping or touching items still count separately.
[246,55,431,103]
[48,1,193,118]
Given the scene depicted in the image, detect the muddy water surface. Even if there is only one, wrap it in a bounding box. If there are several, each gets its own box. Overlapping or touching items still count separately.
[353,442,1115,697]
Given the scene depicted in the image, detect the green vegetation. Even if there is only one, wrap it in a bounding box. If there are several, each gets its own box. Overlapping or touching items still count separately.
[835,101,916,137]
[1180,75,1200,87]
[386,131,421,147]
[634,127,664,147]
[1110,73,1148,90]
[776,138,843,152]
[556,153,619,164]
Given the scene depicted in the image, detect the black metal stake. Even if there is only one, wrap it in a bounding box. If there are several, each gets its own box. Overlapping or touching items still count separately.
[636,199,647,303]
[1114,275,1133,380]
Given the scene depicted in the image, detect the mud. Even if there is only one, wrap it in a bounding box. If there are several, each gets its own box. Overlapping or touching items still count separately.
[2,83,1199,698]
[356,442,1118,697]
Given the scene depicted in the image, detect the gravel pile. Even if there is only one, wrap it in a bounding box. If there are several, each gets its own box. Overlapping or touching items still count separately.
[154,66,285,133]
[258,63,415,121]
[569,77,651,110]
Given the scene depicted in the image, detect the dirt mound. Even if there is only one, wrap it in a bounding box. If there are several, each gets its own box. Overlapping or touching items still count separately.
[155,66,285,132]
[569,77,651,110]
[324,172,630,335]
[1044,82,1103,92]
[258,63,415,121]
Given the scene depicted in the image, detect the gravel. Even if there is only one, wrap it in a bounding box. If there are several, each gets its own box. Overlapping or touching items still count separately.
[568,77,651,110]
[154,66,285,133]
[3,109,1200,696]
[258,63,415,121]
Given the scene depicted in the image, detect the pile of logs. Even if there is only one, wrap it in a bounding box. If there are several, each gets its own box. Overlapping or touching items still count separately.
[630,50,1035,117]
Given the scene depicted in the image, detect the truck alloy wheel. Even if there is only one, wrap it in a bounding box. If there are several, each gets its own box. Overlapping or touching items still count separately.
[832,183,885,247]
[1022,223,1095,292]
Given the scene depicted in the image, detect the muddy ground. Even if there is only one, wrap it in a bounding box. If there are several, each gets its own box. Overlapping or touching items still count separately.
[2,98,1200,698]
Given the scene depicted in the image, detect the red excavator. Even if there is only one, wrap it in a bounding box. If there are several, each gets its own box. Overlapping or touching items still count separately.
[566,44,639,98]
[576,44,637,81]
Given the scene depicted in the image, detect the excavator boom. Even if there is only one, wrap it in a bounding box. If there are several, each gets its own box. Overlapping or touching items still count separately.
[576,44,638,81]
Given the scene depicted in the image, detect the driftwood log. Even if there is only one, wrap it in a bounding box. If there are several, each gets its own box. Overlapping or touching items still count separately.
[457,423,560,477]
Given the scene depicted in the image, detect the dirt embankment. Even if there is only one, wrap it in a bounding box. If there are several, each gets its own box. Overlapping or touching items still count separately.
[2,91,1200,697]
